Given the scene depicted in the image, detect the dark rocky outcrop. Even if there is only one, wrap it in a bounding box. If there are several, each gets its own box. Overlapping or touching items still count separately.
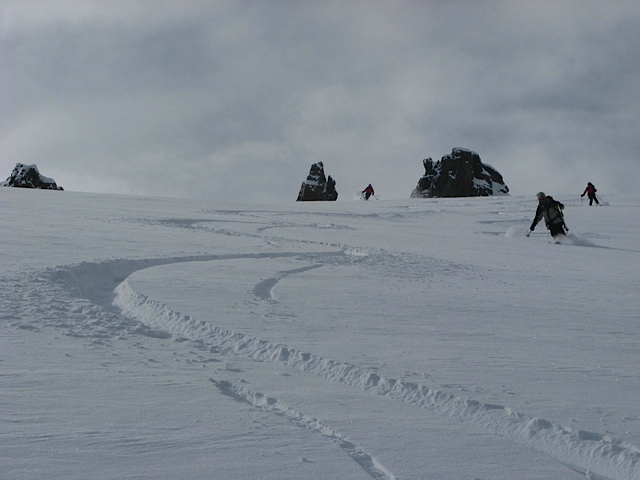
[410,148,508,198]
[296,162,338,201]
[2,163,63,190]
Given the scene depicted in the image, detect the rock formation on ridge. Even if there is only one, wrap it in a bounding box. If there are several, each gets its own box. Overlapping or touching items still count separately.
[296,162,338,201]
[410,148,508,198]
[2,163,63,190]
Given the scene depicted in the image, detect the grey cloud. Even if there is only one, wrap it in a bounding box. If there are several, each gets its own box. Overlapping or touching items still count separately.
[1,1,639,201]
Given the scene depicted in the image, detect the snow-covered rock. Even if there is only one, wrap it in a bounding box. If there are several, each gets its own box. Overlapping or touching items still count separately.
[296,162,338,201]
[2,163,63,190]
[411,148,508,198]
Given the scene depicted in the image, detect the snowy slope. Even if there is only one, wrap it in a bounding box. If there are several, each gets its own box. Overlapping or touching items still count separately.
[1,188,639,480]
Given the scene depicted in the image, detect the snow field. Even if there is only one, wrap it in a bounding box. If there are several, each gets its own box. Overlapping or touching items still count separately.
[1,189,639,479]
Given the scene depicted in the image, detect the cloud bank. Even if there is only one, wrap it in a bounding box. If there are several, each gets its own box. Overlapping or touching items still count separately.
[2,0,639,201]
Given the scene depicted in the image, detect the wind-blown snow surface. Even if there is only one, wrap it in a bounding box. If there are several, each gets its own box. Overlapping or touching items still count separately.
[1,189,639,480]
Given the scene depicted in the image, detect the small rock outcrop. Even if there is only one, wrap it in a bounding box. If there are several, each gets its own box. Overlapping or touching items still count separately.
[410,148,508,198]
[296,162,338,201]
[2,163,63,190]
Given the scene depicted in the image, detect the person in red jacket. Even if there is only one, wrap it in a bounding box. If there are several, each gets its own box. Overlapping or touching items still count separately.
[362,184,375,200]
[581,182,599,206]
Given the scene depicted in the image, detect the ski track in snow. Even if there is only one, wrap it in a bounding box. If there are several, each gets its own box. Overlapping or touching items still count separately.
[112,272,640,480]
[2,209,639,480]
[253,264,325,303]
[3,254,638,480]
[211,378,395,480]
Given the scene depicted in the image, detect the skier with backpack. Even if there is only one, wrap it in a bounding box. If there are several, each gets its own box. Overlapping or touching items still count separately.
[581,182,599,206]
[527,192,567,241]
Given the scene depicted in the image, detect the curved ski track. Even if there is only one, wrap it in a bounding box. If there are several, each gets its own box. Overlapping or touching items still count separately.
[3,240,639,479]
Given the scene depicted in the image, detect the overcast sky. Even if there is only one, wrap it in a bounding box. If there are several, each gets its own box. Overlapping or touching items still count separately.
[2,1,639,202]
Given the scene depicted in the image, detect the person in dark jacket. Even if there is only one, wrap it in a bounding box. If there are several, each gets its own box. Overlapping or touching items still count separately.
[581,182,599,206]
[362,184,375,200]
[527,192,567,240]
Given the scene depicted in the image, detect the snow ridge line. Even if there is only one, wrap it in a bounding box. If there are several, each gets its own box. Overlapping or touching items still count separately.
[114,280,640,480]
[210,379,396,480]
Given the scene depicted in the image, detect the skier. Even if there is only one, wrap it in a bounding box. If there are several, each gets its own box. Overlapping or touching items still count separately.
[362,184,375,200]
[527,192,567,241]
[581,182,599,206]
